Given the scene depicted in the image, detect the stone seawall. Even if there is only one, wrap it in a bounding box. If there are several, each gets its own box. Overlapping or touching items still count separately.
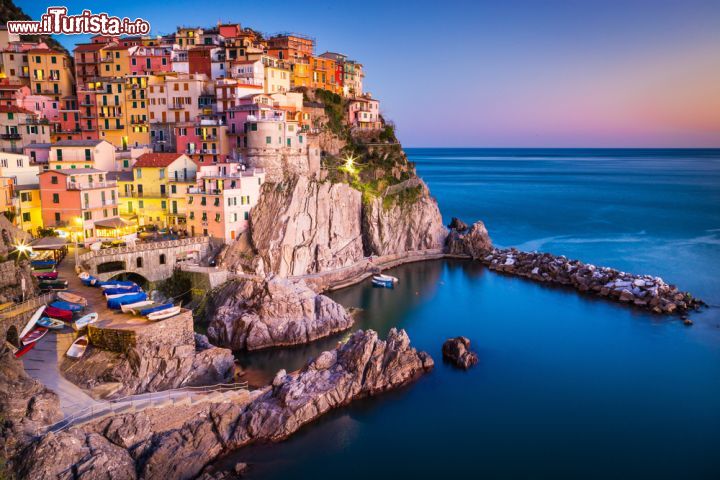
[480,248,704,316]
[88,310,194,353]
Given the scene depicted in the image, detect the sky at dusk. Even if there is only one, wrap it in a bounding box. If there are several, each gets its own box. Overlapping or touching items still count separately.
[16,0,720,147]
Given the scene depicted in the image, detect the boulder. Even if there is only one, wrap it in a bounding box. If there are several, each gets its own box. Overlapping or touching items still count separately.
[442,337,479,369]
[445,221,493,258]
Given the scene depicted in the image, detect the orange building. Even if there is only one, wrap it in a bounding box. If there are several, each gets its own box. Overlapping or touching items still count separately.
[266,34,315,61]
[27,48,75,102]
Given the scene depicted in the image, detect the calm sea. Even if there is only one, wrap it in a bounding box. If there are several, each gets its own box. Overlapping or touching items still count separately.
[229,149,720,479]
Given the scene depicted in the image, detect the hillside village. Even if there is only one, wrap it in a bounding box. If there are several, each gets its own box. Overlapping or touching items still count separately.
[0,22,388,244]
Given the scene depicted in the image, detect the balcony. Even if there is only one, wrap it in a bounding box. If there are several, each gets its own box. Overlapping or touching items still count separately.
[99,111,123,118]
[0,133,21,140]
[102,124,125,131]
[67,181,117,190]
[123,191,168,198]
[168,104,184,110]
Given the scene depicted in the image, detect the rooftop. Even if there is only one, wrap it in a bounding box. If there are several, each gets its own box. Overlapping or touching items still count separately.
[52,139,107,147]
[41,168,106,176]
[134,152,186,168]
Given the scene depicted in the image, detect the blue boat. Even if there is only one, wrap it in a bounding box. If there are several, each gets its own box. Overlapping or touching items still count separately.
[31,259,56,269]
[98,280,136,288]
[80,275,98,287]
[107,292,148,310]
[140,302,174,316]
[50,300,84,312]
[103,285,141,296]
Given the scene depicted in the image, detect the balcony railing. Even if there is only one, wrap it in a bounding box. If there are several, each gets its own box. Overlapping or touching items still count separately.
[67,181,117,190]
[0,133,21,140]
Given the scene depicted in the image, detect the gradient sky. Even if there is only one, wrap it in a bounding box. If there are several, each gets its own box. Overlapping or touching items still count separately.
[16,0,720,147]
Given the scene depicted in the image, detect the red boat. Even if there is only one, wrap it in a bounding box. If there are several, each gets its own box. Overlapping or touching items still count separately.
[14,342,36,358]
[34,271,58,280]
[21,327,48,345]
[44,306,73,322]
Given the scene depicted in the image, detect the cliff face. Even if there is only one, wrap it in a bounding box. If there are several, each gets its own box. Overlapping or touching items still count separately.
[15,329,433,480]
[249,175,365,277]
[362,180,447,256]
[207,277,354,351]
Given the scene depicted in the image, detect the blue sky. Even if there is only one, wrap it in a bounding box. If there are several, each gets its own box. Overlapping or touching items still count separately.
[16,0,720,147]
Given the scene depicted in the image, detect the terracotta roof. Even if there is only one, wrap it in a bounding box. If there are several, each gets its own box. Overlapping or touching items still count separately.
[133,153,185,168]
[26,48,64,54]
[73,43,108,52]
[0,105,34,114]
[105,45,130,51]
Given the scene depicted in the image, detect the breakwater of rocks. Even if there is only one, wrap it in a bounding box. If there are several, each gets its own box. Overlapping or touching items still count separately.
[480,248,704,316]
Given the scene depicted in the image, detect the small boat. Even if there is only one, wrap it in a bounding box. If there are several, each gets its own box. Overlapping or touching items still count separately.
[105,290,141,300]
[73,312,98,331]
[50,300,84,312]
[107,291,147,309]
[66,336,89,358]
[99,280,136,289]
[31,259,56,269]
[147,306,181,321]
[80,275,99,287]
[34,271,58,280]
[37,317,66,330]
[14,342,36,358]
[39,280,68,291]
[22,327,48,345]
[139,302,174,316]
[371,274,397,288]
[103,285,141,296]
[44,306,73,322]
[121,300,154,313]
[57,292,88,306]
[19,305,45,339]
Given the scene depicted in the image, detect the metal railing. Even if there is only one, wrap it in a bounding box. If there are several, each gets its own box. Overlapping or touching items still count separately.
[79,236,210,260]
[47,381,249,434]
[0,292,56,317]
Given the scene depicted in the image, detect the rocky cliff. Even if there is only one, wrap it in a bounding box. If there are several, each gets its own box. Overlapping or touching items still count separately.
[14,329,433,480]
[207,277,354,351]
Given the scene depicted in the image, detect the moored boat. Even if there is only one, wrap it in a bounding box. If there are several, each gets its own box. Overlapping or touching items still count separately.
[31,259,56,269]
[66,336,89,358]
[139,302,173,316]
[371,275,396,288]
[39,280,68,291]
[44,306,73,322]
[103,285,141,296]
[14,342,35,358]
[37,317,66,330]
[34,271,58,280]
[99,280,136,289]
[50,300,84,312]
[107,291,148,309]
[147,306,181,321]
[121,300,154,313]
[73,312,99,331]
[57,292,88,306]
[22,327,48,345]
[19,305,45,339]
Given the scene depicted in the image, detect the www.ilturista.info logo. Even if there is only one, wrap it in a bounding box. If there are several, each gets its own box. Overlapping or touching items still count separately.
[6,7,151,36]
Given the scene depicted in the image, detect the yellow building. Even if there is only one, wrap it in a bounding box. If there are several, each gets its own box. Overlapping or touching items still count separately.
[118,152,197,227]
[100,45,131,78]
[261,56,291,94]
[91,76,150,149]
[15,184,43,234]
[27,48,74,102]
[290,59,312,88]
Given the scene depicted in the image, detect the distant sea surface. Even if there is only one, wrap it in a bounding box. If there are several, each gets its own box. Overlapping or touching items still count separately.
[230,149,720,479]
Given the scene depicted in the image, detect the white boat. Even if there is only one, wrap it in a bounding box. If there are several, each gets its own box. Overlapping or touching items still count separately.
[371,274,398,288]
[19,305,45,339]
[22,327,48,345]
[105,291,138,300]
[121,300,154,313]
[78,272,90,280]
[73,312,99,331]
[66,336,89,358]
[374,274,399,283]
[57,292,88,306]
[147,306,181,321]
[100,283,136,290]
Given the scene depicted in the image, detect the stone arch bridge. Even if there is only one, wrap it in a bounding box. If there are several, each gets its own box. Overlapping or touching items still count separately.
[78,237,212,283]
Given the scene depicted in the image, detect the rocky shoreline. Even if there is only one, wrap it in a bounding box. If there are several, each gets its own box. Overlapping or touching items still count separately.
[12,329,432,480]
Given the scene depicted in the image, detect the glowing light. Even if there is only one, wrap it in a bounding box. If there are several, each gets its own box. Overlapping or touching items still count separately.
[342,154,358,174]
[14,240,31,255]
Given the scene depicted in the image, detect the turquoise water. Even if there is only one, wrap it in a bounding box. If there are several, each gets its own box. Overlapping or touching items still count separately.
[232,149,720,479]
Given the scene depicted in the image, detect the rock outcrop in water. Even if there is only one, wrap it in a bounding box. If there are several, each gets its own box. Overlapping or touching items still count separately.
[482,248,704,314]
[445,219,494,258]
[207,277,354,351]
[13,329,433,480]
[442,336,479,369]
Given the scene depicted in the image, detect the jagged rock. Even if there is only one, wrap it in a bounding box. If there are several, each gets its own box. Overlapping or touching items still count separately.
[248,175,365,276]
[448,217,468,231]
[445,220,493,258]
[207,278,353,350]
[14,330,431,480]
[442,337,479,369]
[362,180,447,256]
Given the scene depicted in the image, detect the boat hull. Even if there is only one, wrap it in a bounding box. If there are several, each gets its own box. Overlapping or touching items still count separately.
[107,292,148,309]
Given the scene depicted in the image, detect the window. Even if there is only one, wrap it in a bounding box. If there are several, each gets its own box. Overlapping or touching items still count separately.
[201,197,206,206]
[85,149,91,161]
[189,211,195,220]
[22,212,30,222]
[136,169,142,179]
[159,254,166,265]
[265,136,271,144]
[202,212,207,221]
[56,149,62,161]
[215,213,221,222]
[83,211,92,220]
[136,257,143,268]
[54,212,61,222]
[244,211,249,220]
[52,193,59,203]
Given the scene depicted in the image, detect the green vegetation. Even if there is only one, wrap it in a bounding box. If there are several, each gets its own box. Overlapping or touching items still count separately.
[0,0,70,54]
[315,89,348,138]
[157,268,192,304]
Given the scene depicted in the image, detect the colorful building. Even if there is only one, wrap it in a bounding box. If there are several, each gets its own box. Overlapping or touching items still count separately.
[48,139,116,171]
[14,184,43,234]
[27,48,75,102]
[347,95,382,130]
[119,152,197,227]
[187,166,265,241]
[0,105,51,153]
[39,168,123,244]
[266,34,315,61]
[129,45,173,75]
[0,151,40,184]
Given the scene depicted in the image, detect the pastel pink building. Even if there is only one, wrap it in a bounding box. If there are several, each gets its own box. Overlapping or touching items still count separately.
[347,95,382,130]
[186,167,265,242]
[39,168,122,244]
[129,45,173,75]
[16,93,59,121]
